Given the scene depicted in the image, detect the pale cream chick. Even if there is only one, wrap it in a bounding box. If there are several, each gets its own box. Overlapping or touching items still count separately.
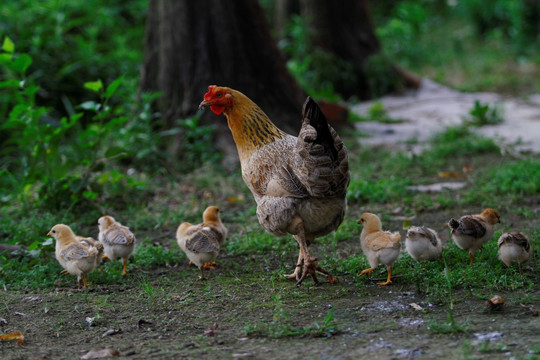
[405,226,442,261]
[76,236,104,266]
[176,206,227,280]
[358,213,402,286]
[200,86,349,285]
[97,216,136,275]
[448,208,500,265]
[497,231,532,268]
[48,224,100,288]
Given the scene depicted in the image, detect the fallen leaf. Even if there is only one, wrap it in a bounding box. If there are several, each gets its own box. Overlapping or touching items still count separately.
[14,312,26,316]
[0,332,25,344]
[204,322,218,336]
[102,328,122,337]
[408,182,467,193]
[328,276,339,284]
[0,317,7,325]
[462,164,474,173]
[409,303,424,311]
[80,348,120,359]
[486,295,505,312]
[437,171,464,178]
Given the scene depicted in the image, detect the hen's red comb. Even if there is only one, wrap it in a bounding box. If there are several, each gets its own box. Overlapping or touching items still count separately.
[204,85,217,100]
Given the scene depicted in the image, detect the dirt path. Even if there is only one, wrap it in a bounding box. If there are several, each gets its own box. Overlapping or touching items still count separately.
[352,79,540,154]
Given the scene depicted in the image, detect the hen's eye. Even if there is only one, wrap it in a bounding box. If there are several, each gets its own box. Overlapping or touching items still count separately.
[216,92,222,98]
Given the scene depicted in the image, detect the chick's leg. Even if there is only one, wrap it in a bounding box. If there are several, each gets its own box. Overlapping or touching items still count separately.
[377,266,393,286]
[469,251,474,266]
[122,257,128,276]
[358,268,376,278]
[198,267,206,281]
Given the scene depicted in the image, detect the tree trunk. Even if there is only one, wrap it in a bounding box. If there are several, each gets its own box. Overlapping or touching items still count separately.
[140,0,305,133]
[299,0,415,99]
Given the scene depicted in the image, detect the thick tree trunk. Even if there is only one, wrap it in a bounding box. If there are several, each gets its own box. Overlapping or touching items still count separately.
[299,0,382,99]
[140,0,305,133]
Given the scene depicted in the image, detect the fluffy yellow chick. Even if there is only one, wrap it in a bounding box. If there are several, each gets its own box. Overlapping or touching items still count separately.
[97,216,136,275]
[176,206,227,280]
[358,213,402,286]
[405,226,442,261]
[448,208,500,266]
[48,224,100,288]
[497,231,532,268]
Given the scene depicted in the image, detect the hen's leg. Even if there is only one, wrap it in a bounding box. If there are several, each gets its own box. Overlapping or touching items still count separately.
[285,247,303,280]
[292,220,329,286]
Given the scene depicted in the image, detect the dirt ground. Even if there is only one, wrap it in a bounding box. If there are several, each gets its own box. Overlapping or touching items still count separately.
[1,234,539,360]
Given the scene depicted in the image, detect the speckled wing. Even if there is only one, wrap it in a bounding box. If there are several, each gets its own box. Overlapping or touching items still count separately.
[417,227,438,247]
[454,216,486,238]
[185,227,221,253]
[290,97,350,198]
[60,243,90,261]
[498,232,530,251]
[102,225,135,246]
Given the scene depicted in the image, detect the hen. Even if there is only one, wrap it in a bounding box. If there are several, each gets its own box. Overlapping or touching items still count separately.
[448,208,500,265]
[176,206,227,280]
[497,231,532,268]
[48,224,100,289]
[358,213,402,286]
[97,216,136,275]
[405,226,442,261]
[199,86,349,285]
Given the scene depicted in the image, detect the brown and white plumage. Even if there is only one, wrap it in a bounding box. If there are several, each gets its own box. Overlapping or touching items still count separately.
[497,231,532,268]
[358,213,402,286]
[75,236,104,266]
[199,86,349,285]
[448,208,500,265]
[176,206,227,280]
[97,216,136,275]
[405,226,442,261]
[48,224,100,288]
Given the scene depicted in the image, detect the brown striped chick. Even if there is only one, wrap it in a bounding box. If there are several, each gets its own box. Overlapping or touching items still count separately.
[48,224,100,289]
[405,226,442,261]
[97,216,136,275]
[448,208,500,266]
[176,206,227,280]
[498,232,532,268]
[358,213,402,286]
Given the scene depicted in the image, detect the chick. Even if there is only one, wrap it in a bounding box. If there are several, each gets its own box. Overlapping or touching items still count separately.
[405,226,442,261]
[358,213,402,286]
[97,216,136,276]
[48,224,100,288]
[448,208,500,266]
[176,206,227,280]
[497,232,532,268]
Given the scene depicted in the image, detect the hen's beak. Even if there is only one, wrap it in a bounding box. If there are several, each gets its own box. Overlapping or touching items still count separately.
[198,100,211,111]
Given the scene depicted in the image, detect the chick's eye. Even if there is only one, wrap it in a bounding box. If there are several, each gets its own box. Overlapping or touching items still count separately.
[52,230,56,234]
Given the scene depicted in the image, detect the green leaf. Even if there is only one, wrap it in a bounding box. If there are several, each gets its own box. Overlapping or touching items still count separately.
[2,36,15,53]
[0,53,12,64]
[84,79,103,93]
[10,54,32,73]
[0,79,20,89]
[104,75,124,99]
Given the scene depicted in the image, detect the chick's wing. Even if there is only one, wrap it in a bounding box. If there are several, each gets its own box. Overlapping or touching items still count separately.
[185,227,220,253]
[456,216,486,238]
[61,243,91,261]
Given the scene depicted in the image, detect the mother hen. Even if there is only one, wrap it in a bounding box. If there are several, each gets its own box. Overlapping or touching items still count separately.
[200,86,349,285]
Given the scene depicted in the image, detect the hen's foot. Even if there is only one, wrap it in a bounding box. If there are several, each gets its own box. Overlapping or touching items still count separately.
[296,257,329,286]
[285,263,303,281]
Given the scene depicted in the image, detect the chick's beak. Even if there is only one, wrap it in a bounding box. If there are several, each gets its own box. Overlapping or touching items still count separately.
[198,99,212,111]
[47,231,52,236]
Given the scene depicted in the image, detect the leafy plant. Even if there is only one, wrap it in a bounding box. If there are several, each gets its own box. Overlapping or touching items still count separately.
[464,100,504,126]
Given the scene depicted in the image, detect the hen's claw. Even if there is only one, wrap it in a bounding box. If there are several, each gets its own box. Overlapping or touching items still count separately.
[296,257,327,286]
